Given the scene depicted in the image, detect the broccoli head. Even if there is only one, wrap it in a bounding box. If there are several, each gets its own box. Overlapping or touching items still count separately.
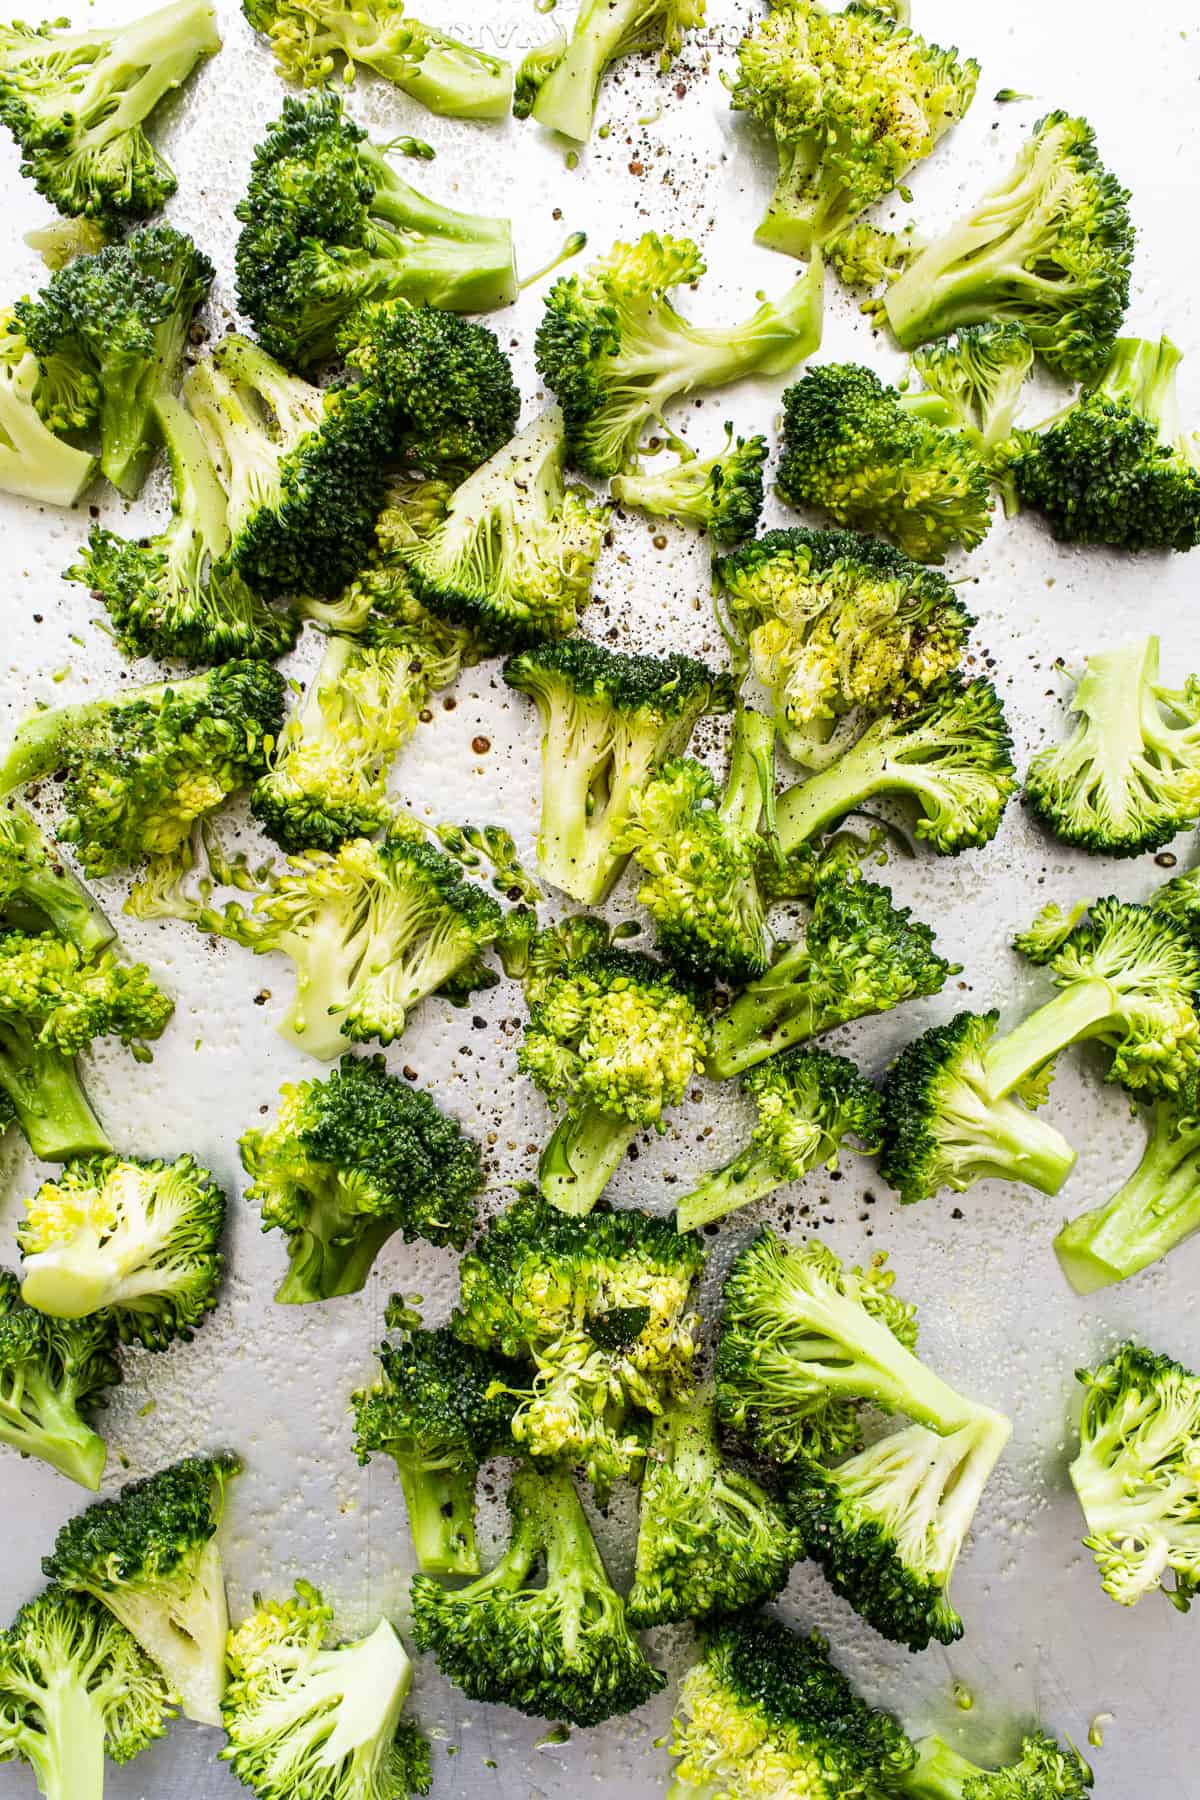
[1054,1091,1200,1294]
[0,1267,121,1489]
[0,802,113,954]
[0,309,97,505]
[517,0,702,142]
[899,1730,1094,1800]
[611,425,767,544]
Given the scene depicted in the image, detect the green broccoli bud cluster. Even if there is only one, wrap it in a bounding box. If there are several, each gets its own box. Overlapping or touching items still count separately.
[610,424,767,545]
[0,1267,122,1489]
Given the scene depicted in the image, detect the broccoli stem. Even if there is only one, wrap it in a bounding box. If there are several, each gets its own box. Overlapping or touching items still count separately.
[396,1462,481,1575]
[60,0,221,153]
[707,941,822,1079]
[0,673,212,795]
[380,29,512,120]
[528,0,649,142]
[1096,334,1182,437]
[101,1537,229,1725]
[897,1733,989,1799]
[980,981,1125,1101]
[19,1672,108,1800]
[0,350,97,506]
[676,1144,783,1231]
[539,1105,639,1215]
[1055,1106,1200,1294]
[361,146,518,312]
[274,1215,395,1304]
[1,813,113,954]
[0,1366,107,1489]
[882,187,1053,352]
[775,730,938,853]
[721,705,776,840]
[0,1038,112,1162]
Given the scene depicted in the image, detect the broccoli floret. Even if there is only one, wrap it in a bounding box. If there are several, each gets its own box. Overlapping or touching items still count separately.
[234,94,516,371]
[882,112,1133,383]
[43,1451,241,1724]
[451,1190,705,1495]
[504,636,732,905]
[220,1580,430,1800]
[15,224,214,496]
[536,232,824,477]
[708,853,955,1080]
[627,1385,799,1628]
[243,0,511,119]
[715,1231,976,1464]
[239,1053,482,1302]
[412,1462,664,1727]
[1009,335,1200,552]
[611,424,767,545]
[678,1049,882,1232]
[67,395,300,666]
[0,1268,121,1489]
[0,1586,174,1800]
[778,364,994,561]
[669,1612,915,1800]
[0,0,220,225]
[405,408,611,649]
[518,0,702,142]
[1055,1091,1200,1294]
[0,803,113,954]
[910,323,1034,453]
[879,1012,1077,1205]
[0,660,286,877]
[296,473,453,634]
[0,310,97,505]
[1069,1342,1200,1611]
[715,528,973,768]
[827,221,920,292]
[898,1730,1094,1800]
[730,1,978,256]
[17,1154,224,1351]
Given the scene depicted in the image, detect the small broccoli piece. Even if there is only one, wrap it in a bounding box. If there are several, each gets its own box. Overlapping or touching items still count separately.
[505,636,732,905]
[412,1462,664,1726]
[882,112,1133,383]
[243,0,511,119]
[0,1268,121,1489]
[234,94,516,371]
[43,1451,241,1724]
[0,1586,174,1800]
[452,1190,705,1495]
[778,364,993,561]
[898,1729,1094,1800]
[25,214,108,270]
[1009,335,1200,552]
[708,853,955,1080]
[0,803,113,954]
[627,1385,799,1628]
[678,1049,882,1232]
[1055,1092,1200,1294]
[879,1012,1077,1205]
[519,0,702,142]
[1069,1342,1200,1611]
[536,232,824,477]
[220,1580,430,1800]
[0,660,286,877]
[827,221,920,292]
[784,1408,1011,1651]
[15,224,214,496]
[611,425,767,544]
[240,1053,482,1302]
[0,310,97,505]
[406,409,610,649]
[714,528,973,769]
[910,323,1034,455]
[715,1231,977,1464]
[0,0,220,225]
[730,0,978,256]
[669,1612,915,1800]
[17,1154,224,1351]
[352,1325,515,1574]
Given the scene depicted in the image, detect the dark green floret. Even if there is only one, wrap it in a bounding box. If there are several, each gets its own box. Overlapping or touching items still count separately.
[1055,1090,1200,1293]
[897,1729,1094,1799]
[610,425,767,545]
[0,308,97,505]
[0,803,113,953]
[0,1267,121,1489]
[517,0,702,143]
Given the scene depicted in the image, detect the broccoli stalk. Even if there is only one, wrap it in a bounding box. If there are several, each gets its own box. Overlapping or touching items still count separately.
[520,0,703,143]
[897,1731,1094,1800]
[611,425,767,544]
[0,314,96,506]
[0,1269,121,1489]
[0,805,113,955]
[1055,1097,1200,1294]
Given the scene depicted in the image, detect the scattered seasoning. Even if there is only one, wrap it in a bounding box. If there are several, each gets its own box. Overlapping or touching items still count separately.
[472,735,491,754]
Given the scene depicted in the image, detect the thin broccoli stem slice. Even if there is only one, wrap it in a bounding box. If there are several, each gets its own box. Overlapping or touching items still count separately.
[0,1037,112,1162]
[676,1144,784,1232]
[98,1536,228,1726]
[538,1104,639,1216]
[721,704,776,840]
[529,0,661,142]
[395,1460,481,1576]
[366,27,512,120]
[19,1672,108,1800]
[980,980,1127,1101]
[0,1362,108,1489]
[1055,1106,1200,1294]
[774,729,955,854]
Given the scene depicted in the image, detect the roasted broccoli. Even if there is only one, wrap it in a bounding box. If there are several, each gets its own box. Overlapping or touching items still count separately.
[234,94,517,371]
[777,364,993,560]
[0,309,97,505]
[0,0,220,224]
[535,232,824,477]
[827,220,920,292]
[881,112,1134,383]
[0,1268,121,1489]
[411,1462,664,1727]
[1054,1091,1200,1293]
[910,322,1034,453]
[516,0,702,143]
[0,803,113,954]
[504,637,732,905]
[730,0,978,256]
[43,1451,241,1724]
[452,1190,705,1495]
[714,528,973,768]
[897,1730,1094,1800]
[611,426,766,545]
[239,1053,482,1302]
[23,214,107,271]
[220,1580,431,1800]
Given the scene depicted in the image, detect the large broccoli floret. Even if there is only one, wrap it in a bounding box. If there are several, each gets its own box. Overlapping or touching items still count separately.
[43,1451,241,1725]
[678,1048,882,1231]
[0,1268,121,1489]
[0,0,220,225]
[0,1585,174,1800]
[296,473,453,634]
[504,636,732,905]
[239,1053,482,1302]
[1008,335,1200,552]
[627,1385,799,1628]
[412,1462,664,1727]
[898,1730,1094,1800]
[220,1580,430,1800]
[234,94,516,371]
[879,1011,1078,1205]
[17,1154,224,1351]
[0,660,286,876]
[243,0,511,119]
[452,1190,705,1496]
[535,232,824,477]
[352,1324,515,1574]
[0,803,113,954]
[708,854,955,1080]
[517,0,702,142]
[715,528,973,768]
[0,309,97,505]
[669,1612,915,1800]
[730,0,978,256]
[777,364,993,561]
[881,111,1134,382]
[1054,1091,1200,1294]
[611,425,767,545]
